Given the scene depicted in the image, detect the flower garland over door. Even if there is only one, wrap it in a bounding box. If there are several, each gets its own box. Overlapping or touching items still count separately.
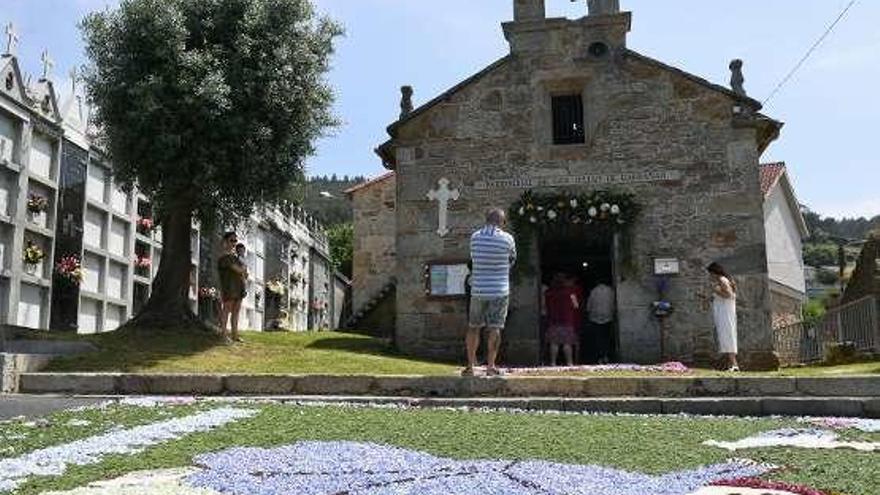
[507,190,640,275]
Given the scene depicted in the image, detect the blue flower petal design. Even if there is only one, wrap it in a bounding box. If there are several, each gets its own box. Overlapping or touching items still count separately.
[188,441,772,495]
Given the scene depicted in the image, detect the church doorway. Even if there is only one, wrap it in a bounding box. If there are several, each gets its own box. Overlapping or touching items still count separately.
[539,228,617,365]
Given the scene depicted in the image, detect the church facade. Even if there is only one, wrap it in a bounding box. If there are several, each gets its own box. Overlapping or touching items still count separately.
[361,0,795,369]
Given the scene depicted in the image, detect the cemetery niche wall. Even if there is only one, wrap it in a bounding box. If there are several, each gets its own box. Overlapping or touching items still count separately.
[362,0,803,370]
[0,47,346,333]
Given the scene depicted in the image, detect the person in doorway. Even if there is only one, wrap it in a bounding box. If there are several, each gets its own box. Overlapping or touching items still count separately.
[545,273,582,366]
[707,262,739,372]
[587,276,615,364]
[217,232,248,344]
[464,208,516,377]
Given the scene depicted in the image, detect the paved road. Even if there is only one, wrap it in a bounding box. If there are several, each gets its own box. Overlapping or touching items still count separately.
[0,395,105,420]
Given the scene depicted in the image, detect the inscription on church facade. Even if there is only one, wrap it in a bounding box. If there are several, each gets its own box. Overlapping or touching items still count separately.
[473,170,682,190]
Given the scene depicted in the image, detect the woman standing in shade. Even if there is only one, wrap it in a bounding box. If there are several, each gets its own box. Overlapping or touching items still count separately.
[707,262,739,372]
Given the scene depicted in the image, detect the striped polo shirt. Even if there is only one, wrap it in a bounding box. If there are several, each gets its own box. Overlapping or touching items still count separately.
[470,225,517,298]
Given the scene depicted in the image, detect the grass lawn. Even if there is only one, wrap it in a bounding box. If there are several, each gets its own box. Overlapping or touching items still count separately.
[4,401,878,494]
[44,330,458,375]
[38,328,879,377]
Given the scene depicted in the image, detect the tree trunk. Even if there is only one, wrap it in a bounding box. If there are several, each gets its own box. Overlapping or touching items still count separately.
[123,205,210,331]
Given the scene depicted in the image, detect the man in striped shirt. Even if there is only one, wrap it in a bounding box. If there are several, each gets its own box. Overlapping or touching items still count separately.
[464,208,517,377]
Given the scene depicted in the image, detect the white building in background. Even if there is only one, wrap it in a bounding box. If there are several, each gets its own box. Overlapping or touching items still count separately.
[761,162,809,327]
[0,44,347,333]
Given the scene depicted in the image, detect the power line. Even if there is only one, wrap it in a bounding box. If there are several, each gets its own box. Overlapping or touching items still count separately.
[762,0,858,106]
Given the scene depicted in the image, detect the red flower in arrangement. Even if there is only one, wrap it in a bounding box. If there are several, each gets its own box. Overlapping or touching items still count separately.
[712,477,830,495]
[135,256,152,269]
[55,255,83,284]
[137,217,154,232]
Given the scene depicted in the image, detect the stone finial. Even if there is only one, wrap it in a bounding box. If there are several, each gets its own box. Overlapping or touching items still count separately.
[399,85,414,119]
[4,22,19,56]
[514,0,546,21]
[729,59,746,97]
[587,0,620,16]
[40,49,54,80]
[69,66,78,94]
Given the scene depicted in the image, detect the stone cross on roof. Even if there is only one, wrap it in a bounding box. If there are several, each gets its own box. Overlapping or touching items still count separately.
[4,22,18,56]
[40,49,54,80]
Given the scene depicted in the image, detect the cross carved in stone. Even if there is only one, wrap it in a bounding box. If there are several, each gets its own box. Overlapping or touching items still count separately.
[426,178,460,237]
[4,22,18,56]
[40,49,54,80]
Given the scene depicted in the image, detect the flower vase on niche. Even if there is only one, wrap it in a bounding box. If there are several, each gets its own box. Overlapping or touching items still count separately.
[26,194,49,228]
[24,261,39,276]
[28,210,46,228]
[23,240,45,278]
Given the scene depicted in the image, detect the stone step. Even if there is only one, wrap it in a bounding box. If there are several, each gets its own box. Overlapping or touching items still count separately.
[15,373,880,401]
[13,393,878,418]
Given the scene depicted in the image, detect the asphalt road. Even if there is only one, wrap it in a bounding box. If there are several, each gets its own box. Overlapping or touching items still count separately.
[0,395,105,420]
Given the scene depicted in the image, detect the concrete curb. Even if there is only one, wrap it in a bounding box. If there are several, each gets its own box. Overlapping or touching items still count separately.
[15,373,880,401]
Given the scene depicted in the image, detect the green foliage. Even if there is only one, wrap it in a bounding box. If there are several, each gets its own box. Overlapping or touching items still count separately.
[327,222,353,278]
[802,206,880,243]
[802,298,826,325]
[300,175,365,226]
[803,243,838,267]
[816,268,840,285]
[80,0,343,226]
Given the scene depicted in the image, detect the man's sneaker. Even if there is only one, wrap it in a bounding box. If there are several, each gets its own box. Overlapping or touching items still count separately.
[460,367,475,377]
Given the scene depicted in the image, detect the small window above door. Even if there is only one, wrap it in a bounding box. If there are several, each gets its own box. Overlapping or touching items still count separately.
[551,94,585,145]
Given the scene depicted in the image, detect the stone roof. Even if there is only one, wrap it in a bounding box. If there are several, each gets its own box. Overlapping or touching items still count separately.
[343,171,395,197]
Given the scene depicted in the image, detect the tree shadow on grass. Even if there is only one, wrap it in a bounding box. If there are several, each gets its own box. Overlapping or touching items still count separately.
[305,337,457,366]
[45,328,223,373]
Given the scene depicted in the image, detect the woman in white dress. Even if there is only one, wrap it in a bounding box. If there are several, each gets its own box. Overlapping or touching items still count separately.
[707,262,739,372]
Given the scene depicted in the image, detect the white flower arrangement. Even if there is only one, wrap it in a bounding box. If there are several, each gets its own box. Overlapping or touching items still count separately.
[570,199,578,208]
[610,204,620,215]
[588,207,598,218]
[547,210,557,220]
[600,203,611,212]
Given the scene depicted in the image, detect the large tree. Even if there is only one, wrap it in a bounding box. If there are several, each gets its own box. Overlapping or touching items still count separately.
[81,0,341,330]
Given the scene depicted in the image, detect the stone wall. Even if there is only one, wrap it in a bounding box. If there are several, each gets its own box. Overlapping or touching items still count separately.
[769,282,804,329]
[843,234,879,304]
[383,13,777,369]
[350,175,397,311]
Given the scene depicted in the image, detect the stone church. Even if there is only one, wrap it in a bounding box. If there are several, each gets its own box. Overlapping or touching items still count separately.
[350,0,805,370]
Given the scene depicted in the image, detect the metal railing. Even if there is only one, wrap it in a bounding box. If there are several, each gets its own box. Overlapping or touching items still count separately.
[774,296,878,365]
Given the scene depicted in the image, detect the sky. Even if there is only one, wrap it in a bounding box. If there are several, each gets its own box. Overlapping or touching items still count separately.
[2,0,878,220]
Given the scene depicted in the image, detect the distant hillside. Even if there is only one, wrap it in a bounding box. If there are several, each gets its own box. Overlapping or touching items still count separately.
[803,208,880,242]
[302,175,365,227]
